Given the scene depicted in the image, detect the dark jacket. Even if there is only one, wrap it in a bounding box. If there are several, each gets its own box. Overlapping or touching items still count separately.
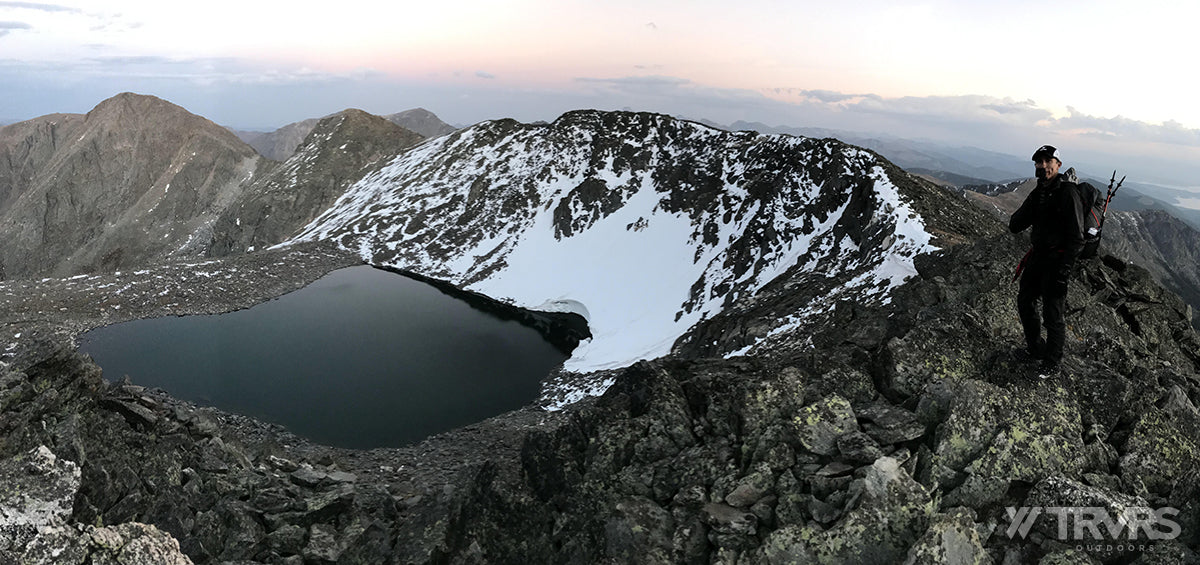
[1009,167,1085,265]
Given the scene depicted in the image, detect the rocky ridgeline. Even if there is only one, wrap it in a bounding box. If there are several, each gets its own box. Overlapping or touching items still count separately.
[207,110,424,257]
[0,94,429,280]
[3,98,1200,563]
[1100,209,1200,327]
[501,236,1200,564]
[232,108,456,162]
[1,229,1198,564]
[963,174,1200,328]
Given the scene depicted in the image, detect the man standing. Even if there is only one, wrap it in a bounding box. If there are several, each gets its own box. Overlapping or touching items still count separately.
[1010,145,1085,378]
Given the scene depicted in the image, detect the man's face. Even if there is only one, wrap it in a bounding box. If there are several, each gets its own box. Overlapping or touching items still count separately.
[1035,157,1060,180]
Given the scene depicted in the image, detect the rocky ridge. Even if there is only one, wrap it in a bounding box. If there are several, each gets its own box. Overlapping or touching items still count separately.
[288,110,971,373]
[0,93,266,278]
[233,118,321,162]
[2,102,1200,563]
[207,109,424,257]
[0,94,428,281]
[232,107,455,162]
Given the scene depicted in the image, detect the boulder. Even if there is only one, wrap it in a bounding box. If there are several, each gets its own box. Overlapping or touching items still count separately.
[757,457,934,564]
[18,523,193,565]
[793,394,859,456]
[902,507,991,565]
[858,403,928,445]
[923,378,1085,505]
[604,496,675,564]
[1119,391,1200,494]
[0,445,80,549]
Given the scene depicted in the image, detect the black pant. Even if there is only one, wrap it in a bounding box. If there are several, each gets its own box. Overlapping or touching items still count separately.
[1017,253,1069,365]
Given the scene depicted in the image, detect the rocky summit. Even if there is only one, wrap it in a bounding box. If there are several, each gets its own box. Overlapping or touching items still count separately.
[2,100,1200,564]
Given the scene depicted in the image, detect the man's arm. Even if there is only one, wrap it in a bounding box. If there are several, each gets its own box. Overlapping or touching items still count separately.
[1009,189,1038,233]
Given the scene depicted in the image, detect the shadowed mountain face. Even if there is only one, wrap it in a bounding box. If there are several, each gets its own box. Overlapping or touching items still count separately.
[1101,209,1200,325]
[231,118,320,162]
[0,93,264,278]
[0,94,425,280]
[207,109,425,257]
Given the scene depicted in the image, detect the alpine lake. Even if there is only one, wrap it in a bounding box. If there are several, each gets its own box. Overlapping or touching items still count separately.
[78,266,573,449]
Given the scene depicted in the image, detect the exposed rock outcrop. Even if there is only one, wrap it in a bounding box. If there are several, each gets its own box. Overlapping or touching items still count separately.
[208,109,424,257]
[0,440,192,563]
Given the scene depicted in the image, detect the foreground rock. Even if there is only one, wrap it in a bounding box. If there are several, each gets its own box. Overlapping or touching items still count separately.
[0,445,192,564]
[1,233,1199,563]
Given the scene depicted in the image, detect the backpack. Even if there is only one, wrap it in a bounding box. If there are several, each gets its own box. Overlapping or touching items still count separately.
[1080,171,1123,260]
[1076,181,1103,259]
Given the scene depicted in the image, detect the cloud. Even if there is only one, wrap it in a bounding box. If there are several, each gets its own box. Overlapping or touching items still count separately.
[0,55,379,88]
[791,89,876,104]
[1058,107,1200,147]
[0,20,32,35]
[0,2,80,12]
[475,70,496,79]
[574,75,692,94]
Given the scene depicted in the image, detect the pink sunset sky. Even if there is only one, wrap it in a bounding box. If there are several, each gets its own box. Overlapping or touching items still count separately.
[3,0,1200,190]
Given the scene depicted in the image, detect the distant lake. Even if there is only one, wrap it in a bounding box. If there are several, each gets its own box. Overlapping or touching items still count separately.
[78,266,570,449]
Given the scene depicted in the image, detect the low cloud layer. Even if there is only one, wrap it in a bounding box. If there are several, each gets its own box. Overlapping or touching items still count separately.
[0,2,80,13]
[0,20,31,36]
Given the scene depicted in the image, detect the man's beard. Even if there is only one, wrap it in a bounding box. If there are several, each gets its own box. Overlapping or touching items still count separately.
[1035,168,1047,180]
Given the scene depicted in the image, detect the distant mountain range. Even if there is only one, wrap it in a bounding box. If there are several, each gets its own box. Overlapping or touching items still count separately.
[707,119,1200,231]
[3,95,1197,330]
[229,108,456,161]
[0,94,430,278]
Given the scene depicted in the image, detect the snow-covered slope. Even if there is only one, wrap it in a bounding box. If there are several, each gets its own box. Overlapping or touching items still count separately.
[287,111,937,372]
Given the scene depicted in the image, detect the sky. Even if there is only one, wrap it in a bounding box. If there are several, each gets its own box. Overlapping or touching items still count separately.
[2,0,1200,191]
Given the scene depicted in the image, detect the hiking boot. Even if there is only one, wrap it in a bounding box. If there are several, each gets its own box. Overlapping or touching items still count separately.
[1036,361,1060,380]
[1016,348,1045,363]
[1016,342,1046,363]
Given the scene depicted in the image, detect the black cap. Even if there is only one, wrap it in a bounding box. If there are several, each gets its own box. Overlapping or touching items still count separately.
[1032,145,1061,162]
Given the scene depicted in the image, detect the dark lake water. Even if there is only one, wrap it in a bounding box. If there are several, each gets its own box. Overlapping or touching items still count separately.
[78,266,569,449]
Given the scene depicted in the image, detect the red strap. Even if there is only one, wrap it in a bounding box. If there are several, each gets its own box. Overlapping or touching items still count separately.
[1013,247,1033,282]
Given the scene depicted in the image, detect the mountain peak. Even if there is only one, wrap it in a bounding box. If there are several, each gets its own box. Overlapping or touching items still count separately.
[382,108,456,138]
[288,112,994,374]
[87,92,186,121]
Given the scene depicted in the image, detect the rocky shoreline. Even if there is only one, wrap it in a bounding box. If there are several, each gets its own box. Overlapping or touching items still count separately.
[1,241,584,563]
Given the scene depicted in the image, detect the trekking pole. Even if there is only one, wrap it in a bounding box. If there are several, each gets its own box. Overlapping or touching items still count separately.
[1101,171,1125,228]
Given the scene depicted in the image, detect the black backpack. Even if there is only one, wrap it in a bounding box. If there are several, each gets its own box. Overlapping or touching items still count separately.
[1076,181,1103,258]
[1073,170,1123,259]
